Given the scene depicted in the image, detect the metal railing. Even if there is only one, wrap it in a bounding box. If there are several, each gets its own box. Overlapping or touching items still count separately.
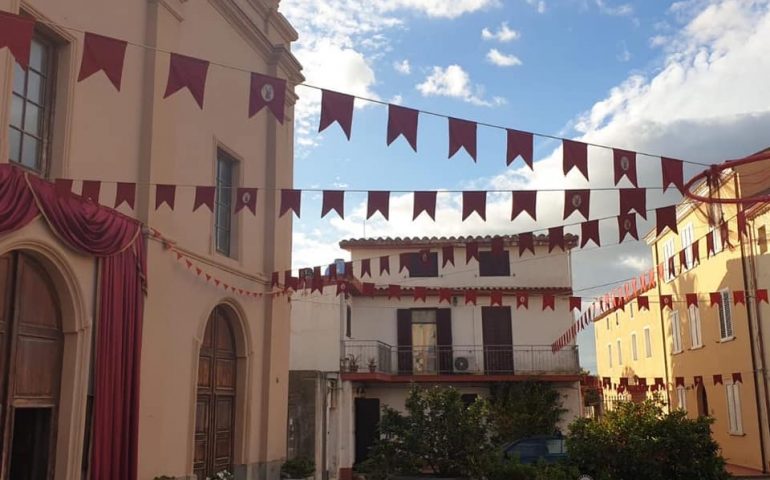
[342,341,579,375]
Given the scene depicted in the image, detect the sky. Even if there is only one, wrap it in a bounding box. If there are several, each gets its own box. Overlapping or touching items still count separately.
[279,0,770,373]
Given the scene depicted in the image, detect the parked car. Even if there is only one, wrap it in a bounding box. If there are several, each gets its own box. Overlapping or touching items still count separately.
[502,435,568,464]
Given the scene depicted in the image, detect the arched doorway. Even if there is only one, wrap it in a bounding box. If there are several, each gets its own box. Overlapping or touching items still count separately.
[696,383,709,417]
[0,251,63,479]
[194,305,238,478]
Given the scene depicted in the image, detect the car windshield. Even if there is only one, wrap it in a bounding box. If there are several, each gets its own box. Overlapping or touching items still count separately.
[507,437,566,457]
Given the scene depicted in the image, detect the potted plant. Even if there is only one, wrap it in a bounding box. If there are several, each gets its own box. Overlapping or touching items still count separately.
[368,357,377,373]
[209,470,234,480]
[281,457,315,480]
[346,354,359,373]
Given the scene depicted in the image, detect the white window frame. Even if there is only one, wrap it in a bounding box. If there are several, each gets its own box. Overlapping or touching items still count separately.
[681,223,694,270]
[676,386,687,411]
[631,332,638,361]
[718,289,734,340]
[711,224,723,255]
[663,238,676,281]
[608,343,613,368]
[688,304,703,348]
[629,303,635,319]
[644,327,652,358]
[726,382,744,435]
[616,338,623,365]
[671,310,683,353]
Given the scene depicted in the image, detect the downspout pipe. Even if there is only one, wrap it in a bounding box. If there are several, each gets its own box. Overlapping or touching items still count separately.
[652,241,672,411]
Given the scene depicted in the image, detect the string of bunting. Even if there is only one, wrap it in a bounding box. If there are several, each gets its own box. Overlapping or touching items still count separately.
[0,10,700,180]
[591,372,748,394]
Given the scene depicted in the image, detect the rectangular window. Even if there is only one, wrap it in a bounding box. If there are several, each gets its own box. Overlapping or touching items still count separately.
[671,310,683,353]
[676,386,687,411]
[478,250,510,277]
[726,382,744,434]
[608,344,612,368]
[644,327,652,358]
[631,332,638,361]
[606,317,610,331]
[409,252,439,278]
[759,225,768,255]
[629,303,634,319]
[346,306,351,338]
[681,223,694,270]
[718,289,733,339]
[688,305,702,348]
[711,225,723,255]
[215,150,236,256]
[9,33,56,173]
[616,339,623,365]
[663,239,675,281]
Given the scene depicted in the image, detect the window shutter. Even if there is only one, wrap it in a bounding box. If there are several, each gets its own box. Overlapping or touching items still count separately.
[396,309,413,374]
[436,309,453,374]
[722,291,733,337]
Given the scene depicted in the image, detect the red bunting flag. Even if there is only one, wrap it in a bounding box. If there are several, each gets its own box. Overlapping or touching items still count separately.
[758,289,769,303]
[328,264,338,281]
[442,246,455,267]
[686,293,698,308]
[466,242,479,264]
[0,11,35,69]
[706,231,715,258]
[155,185,176,210]
[618,213,638,242]
[542,294,555,311]
[511,191,537,221]
[388,284,401,300]
[548,227,565,253]
[661,157,685,194]
[464,290,477,305]
[379,256,390,275]
[184,259,193,269]
[344,261,353,279]
[319,89,355,139]
[679,249,688,270]
[655,206,678,235]
[462,191,486,221]
[439,288,452,304]
[399,253,410,274]
[581,220,600,248]
[563,139,589,180]
[413,191,437,220]
[322,190,344,219]
[569,297,582,312]
[675,377,685,387]
[638,296,649,311]
[361,259,372,277]
[619,188,647,219]
[737,211,749,238]
[193,186,215,212]
[614,296,625,311]
[713,374,723,385]
[660,295,673,310]
[271,272,279,288]
[709,292,722,307]
[490,291,503,306]
[164,53,209,109]
[564,190,590,220]
[667,256,676,278]
[733,372,742,384]
[284,270,292,289]
[491,236,505,256]
[367,191,390,220]
[448,117,477,161]
[235,188,257,215]
[387,104,419,151]
[414,286,427,302]
[734,291,745,305]
[78,32,128,90]
[81,180,101,202]
[115,182,136,209]
[249,72,286,123]
[518,232,534,256]
[693,376,702,386]
[506,129,533,169]
[613,149,638,187]
[362,282,375,297]
[280,189,301,218]
[720,222,730,250]
[516,292,529,309]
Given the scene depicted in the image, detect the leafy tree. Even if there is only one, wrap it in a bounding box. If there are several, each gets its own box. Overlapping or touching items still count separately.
[488,382,566,443]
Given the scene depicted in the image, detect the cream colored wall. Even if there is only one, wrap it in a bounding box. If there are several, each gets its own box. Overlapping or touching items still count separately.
[290,290,344,372]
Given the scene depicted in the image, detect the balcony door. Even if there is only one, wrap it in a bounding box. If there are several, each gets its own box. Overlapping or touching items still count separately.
[397,309,452,374]
[482,307,513,373]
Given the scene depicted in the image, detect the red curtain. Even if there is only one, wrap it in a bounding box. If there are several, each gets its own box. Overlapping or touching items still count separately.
[0,165,144,480]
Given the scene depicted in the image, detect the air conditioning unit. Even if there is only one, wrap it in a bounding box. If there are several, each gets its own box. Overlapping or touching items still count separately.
[453,351,477,373]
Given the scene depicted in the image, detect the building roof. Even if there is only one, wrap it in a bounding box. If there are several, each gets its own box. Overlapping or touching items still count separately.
[339,234,579,249]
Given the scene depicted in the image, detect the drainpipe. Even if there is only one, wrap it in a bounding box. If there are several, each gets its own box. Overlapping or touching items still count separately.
[652,241,672,411]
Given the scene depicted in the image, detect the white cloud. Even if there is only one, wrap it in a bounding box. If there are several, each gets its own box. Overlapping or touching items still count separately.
[390,94,404,104]
[595,0,634,16]
[616,41,631,62]
[486,48,523,67]
[416,64,506,106]
[380,0,500,19]
[525,0,547,13]
[393,59,412,75]
[481,22,521,42]
[649,35,669,47]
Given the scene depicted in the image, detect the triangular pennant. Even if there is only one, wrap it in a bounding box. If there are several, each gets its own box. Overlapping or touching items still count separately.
[155,185,176,210]
[720,222,731,250]
[448,117,477,161]
[733,373,742,384]
[613,149,638,187]
[399,253,410,274]
[81,180,101,203]
[284,270,293,291]
[713,374,723,385]
[758,289,769,304]
[466,242,479,264]
[388,284,401,300]
[379,256,390,275]
[660,295,673,310]
[0,11,35,70]
[518,232,534,256]
[462,191,486,221]
[506,129,533,169]
[516,292,529,309]
[319,89,354,139]
[686,293,698,308]
[692,239,700,266]
[328,264,338,281]
[78,32,128,90]
[439,288,452,304]
[235,188,257,215]
[312,267,323,294]
[414,286,427,302]
[569,297,582,312]
[387,104,419,151]
[344,262,353,279]
[655,206,678,235]
[442,246,455,268]
[511,191,537,221]
[638,296,649,311]
[563,139,589,180]
[164,53,209,109]
[580,220,600,248]
[115,182,136,209]
[360,259,372,278]
[413,191,437,220]
[709,292,722,307]
[271,272,279,288]
[564,190,590,220]
[54,179,73,196]
[322,190,344,219]
[490,291,503,306]
[548,227,565,253]
[205,273,212,282]
[619,188,647,219]
[661,157,685,194]
[737,211,749,238]
[280,189,301,218]
[367,191,390,220]
[706,231,715,258]
[491,237,505,257]
[617,213,638,242]
[542,294,555,311]
[193,186,216,212]
[464,290,477,305]
[733,291,745,306]
[249,72,286,123]
[679,249,688,270]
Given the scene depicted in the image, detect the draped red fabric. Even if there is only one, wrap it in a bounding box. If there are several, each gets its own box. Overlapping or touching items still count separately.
[0,164,39,233]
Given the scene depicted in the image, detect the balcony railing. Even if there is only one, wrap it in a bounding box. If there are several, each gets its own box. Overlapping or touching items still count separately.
[342,341,579,376]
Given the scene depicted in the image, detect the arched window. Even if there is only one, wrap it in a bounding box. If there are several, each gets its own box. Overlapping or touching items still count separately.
[194,306,238,478]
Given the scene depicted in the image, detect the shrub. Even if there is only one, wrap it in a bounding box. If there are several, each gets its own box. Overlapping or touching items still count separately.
[281,457,315,478]
[488,382,566,443]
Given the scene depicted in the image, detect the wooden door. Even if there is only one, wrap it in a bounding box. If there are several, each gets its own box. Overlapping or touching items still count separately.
[354,398,380,465]
[194,307,237,478]
[482,307,514,373]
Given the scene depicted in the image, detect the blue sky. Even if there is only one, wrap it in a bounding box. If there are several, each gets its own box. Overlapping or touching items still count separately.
[280,0,770,372]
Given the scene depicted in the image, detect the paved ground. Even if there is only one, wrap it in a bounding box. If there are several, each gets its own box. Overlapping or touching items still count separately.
[726,463,770,479]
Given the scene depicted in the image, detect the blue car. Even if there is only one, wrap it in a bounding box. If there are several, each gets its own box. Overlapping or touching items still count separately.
[502,435,568,464]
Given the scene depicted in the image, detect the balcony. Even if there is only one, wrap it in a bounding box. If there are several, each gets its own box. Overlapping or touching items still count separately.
[341,341,580,383]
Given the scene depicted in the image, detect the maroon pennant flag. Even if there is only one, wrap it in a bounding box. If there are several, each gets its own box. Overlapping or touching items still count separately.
[388,284,401,300]
[322,190,344,219]
[679,249,688,270]
[319,89,355,139]
[399,253,410,274]
[506,129,533,169]
[516,292,529,309]
[638,296,649,310]
[235,188,257,215]
[379,256,390,275]
[667,256,675,278]
[155,185,176,210]
[387,104,419,151]
[737,211,749,238]
[466,242,479,264]
[367,191,390,220]
[694,376,702,386]
[511,191,537,221]
[734,291,745,305]
[686,293,698,308]
[710,292,722,307]
[193,186,216,212]
[362,282,375,297]
[655,377,665,388]
[563,139,589,180]
[614,296,625,311]
[613,149,638,187]
[655,206,678,235]
[414,286,427,302]
[713,374,723,385]
[660,295,673,310]
[78,32,128,90]
[81,180,101,202]
[675,377,685,387]
[542,294,555,311]
[0,11,35,70]
[518,232,534,256]
[620,377,629,388]
[249,72,286,123]
[442,246,455,268]
[617,213,638,242]
[602,377,612,388]
[284,270,292,290]
[312,267,324,293]
[490,291,503,306]
[164,53,209,109]
[661,157,685,194]
[280,189,301,218]
[758,289,769,304]
[564,190,590,220]
[462,191,486,221]
[115,182,136,209]
[619,188,647,219]
[361,259,372,277]
[720,222,730,249]
[581,220,600,248]
[344,261,353,279]
[706,231,715,258]
[185,259,193,269]
[569,297,582,312]
[733,372,743,384]
[491,237,505,256]
[271,272,279,288]
[448,117,477,161]
[328,264,338,281]
[464,290,477,305]
[439,288,452,304]
[413,191,437,220]
[195,267,202,276]
[548,227,565,253]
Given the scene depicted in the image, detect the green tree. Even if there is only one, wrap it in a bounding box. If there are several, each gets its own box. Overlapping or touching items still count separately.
[487,382,566,443]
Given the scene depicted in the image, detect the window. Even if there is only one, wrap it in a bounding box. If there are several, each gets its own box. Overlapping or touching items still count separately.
[671,310,683,353]
[688,305,702,348]
[631,332,638,361]
[718,289,734,340]
[606,317,610,331]
[608,344,613,368]
[478,250,510,276]
[215,150,236,256]
[629,303,634,319]
[615,312,619,326]
[711,224,723,255]
[709,203,724,254]
[409,252,439,278]
[346,305,352,338]
[616,339,623,365]
[676,386,687,411]
[644,327,652,358]
[663,238,675,281]
[681,223,694,270]
[9,33,56,172]
[726,382,744,434]
[759,225,768,255]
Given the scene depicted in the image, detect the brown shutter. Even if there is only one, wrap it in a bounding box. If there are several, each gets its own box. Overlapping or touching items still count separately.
[436,309,453,374]
[482,307,514,373]
[396,309,413,374]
